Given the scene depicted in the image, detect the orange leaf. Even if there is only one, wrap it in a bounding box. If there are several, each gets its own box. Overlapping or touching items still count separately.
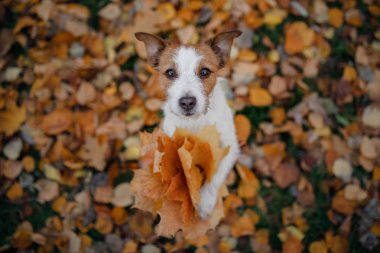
[236,165,259,199]
[131,125,228,238]
[178,138,203,208]
[0,103,26,136]
[284,22,315,54]
[234,114,251,145]
[328,8,344,28]
[282,237,303,253]
[7,182,23,201]
[249,87,273,107]
[230,215,254,237]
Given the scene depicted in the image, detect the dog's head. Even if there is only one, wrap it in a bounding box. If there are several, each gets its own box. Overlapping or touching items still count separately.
[135,30,241,118]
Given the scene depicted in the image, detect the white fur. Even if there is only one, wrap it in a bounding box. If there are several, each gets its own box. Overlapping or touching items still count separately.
[161,47,239,219]
[165,47,206,117]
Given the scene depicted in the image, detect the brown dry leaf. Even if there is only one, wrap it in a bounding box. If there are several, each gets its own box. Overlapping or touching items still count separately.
[236,164,259,199]
[130,169,164,213]
[284,22,315,54]
[234,114,251,145]
[76,82,96,105]
[131,125,227,239]
[0,103,26,136]
[273,163,300,189]
[282,237,303,253]
[94,213,113,235]
[332,191,355,215]
[80,137,108,171]
[360,136,377,159]
[345,9,362,27]
[98,3,121,21]
[35,179,59,203]
[1,160,22,179]
[40,108,73,135]
[269,76,287,96]
[111,183,134,207]
[94,186,113,203]
[12,221,33,249]
[249,86,273,106]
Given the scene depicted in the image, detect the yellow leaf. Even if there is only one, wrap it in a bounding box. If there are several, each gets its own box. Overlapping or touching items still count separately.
[342,65,357,81]
[309,241,327,253]
[249,87,273,106]
[0,103,26,136]
[263,8,287,26]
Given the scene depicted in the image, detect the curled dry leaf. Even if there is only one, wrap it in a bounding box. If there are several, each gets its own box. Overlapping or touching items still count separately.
[130,125,229,239]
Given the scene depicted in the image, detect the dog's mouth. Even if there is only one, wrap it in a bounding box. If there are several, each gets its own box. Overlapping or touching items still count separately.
[182,110,196,117]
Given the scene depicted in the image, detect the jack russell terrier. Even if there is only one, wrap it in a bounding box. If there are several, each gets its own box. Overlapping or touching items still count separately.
[135,30,241,219]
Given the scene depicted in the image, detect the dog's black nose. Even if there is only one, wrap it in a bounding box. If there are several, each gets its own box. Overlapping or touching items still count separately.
[179,96,196,112]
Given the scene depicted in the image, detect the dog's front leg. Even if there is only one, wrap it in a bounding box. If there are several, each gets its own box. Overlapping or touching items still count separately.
[198,145,238,219]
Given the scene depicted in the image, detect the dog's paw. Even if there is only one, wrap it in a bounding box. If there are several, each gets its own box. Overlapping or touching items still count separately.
[198,183,217,220]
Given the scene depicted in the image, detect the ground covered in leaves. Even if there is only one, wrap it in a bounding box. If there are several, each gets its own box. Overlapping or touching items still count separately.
[1,0,380,252]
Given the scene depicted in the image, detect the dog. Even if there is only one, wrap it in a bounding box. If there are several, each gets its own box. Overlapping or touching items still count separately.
[135,30,241,219]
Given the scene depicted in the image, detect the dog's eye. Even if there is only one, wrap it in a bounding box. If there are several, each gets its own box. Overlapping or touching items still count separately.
[199,68,211,78]
[164,69,177,80]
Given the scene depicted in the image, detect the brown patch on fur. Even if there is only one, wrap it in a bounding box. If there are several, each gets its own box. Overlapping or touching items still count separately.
[193,44,220,96]
[157,43,181,89]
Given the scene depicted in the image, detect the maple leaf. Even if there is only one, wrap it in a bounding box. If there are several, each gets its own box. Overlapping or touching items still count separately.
[130,125,229,238]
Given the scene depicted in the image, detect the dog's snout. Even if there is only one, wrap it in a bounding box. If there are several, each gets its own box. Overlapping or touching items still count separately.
[179,96,197,112]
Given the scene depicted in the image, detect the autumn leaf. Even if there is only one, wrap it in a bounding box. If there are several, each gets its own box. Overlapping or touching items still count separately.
[130,125,228,238]
[40,108,73,135]
[0,103,26,136]
[249,86,273,107]
[284,22,315,54]
[234,114,251,145]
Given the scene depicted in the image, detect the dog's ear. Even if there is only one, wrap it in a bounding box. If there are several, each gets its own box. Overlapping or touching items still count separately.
[205,30,242,68]
[135,32,167,68]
